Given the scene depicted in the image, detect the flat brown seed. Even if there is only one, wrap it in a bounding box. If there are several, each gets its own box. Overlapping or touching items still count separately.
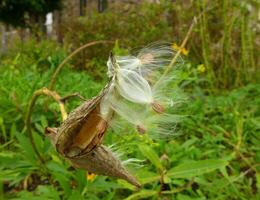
[151,101,165,114]
[136,125,146,134]
[139,53,154,64]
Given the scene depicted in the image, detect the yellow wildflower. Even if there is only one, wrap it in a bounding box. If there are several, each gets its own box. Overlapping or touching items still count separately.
[197,64,206,73]
[86,172,96,182]
[171,43,189,56]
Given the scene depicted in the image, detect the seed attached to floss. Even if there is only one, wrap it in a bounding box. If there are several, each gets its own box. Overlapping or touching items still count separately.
[139,53,154,64]
[116,68,153,104]
[136,125,146,134]
[151,101,165,114]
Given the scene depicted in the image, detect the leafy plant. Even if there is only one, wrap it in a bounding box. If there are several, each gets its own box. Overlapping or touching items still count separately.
[0,1,259,199]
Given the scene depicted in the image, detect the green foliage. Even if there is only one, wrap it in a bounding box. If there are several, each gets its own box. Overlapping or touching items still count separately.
[63,2,174,78]
[62,0,258,88]
[0,38,259,199]
[0,0,62,27]
[0,1,259,199]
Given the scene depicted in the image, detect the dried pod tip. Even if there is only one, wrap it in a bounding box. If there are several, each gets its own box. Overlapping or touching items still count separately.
[151,101,165,114]
[45,127,58,145]
[45,127,58,135]
[68,145,141,188]
[136,125,146,135]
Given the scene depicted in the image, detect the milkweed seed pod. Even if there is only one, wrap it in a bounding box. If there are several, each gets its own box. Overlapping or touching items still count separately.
[55,83,112,157]
[69,145,141,188]
[47,83,141,187]
[47,43,184,188]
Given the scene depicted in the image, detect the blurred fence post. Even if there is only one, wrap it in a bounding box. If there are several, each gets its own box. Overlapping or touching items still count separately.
[45,13,53,38]
[1,25,6,55]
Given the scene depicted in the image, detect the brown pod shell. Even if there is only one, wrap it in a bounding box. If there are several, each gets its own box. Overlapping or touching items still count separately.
[56,82,112,156]
[53,81,141,187]
[69,145,141,188]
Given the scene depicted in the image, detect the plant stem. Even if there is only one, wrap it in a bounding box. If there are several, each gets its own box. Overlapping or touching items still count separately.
[164,16,197,77]
[25,88,68,164]
[48,40,113,91]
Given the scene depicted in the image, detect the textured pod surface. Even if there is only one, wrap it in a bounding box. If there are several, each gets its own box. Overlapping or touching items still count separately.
[56,82,112,156]
[51,80,141,187]
[69,145,141,188]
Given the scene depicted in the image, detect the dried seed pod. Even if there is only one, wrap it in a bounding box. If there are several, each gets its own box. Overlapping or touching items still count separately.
[55,82,111,156]
[50,81,140,187]
[45,43,184,188]
[69,145,141,188]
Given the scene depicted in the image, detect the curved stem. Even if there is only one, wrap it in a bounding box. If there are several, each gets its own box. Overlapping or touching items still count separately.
[48,40,114,91]
[25,88,68,164]
[27,41,114,165]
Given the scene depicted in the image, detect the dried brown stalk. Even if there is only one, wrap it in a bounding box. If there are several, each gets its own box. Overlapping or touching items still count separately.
[161,16,198,79]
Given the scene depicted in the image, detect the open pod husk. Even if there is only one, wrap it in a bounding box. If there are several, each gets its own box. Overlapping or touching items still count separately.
[68,145,141,188]
[46,83,141,188]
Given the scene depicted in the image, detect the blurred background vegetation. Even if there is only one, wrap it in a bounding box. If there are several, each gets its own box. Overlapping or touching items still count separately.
[0,0,259,199]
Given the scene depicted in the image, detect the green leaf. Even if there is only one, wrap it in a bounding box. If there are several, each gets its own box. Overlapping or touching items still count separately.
[137,170,160,184]
[11,185,60,200]
[51,171,72,197]
[15,132,37,163]
[124,190,157,200]
[40,115,48,128]
[256,172,260,191]
[0,117,6,141]
[167,160,228,179]
[68,190,83,200]
[139,144,163,170]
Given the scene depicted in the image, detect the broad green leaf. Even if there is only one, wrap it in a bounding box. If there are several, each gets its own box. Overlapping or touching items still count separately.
[124,190,157,200]
[46,161,68,174]
[11,185,60,200]
[167,160,228,179]
[139,175,160,185]
[139,144,163,170]
[117,179,136,190]
[51,171,72,197]
[68,190,83,200]
[137,170,160,184]
[15,132,37,163]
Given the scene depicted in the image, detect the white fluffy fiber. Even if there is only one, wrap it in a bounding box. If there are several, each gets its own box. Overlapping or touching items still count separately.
[100,43,185,139]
